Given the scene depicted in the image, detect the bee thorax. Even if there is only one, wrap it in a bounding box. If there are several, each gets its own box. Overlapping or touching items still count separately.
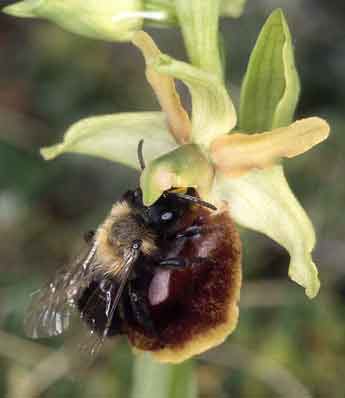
[95,202,156,275]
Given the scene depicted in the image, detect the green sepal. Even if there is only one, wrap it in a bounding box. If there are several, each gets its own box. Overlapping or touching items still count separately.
[41,112,177,168]
[239,9,300,132]
[213,166,320,298]
[140,144,214,205]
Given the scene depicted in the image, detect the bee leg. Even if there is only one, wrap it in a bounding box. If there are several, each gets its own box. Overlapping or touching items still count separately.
[159,256,214,269]
[159,257,187,268]
[128,280,157,337]
[175,225,204,239]
[172,222,223,241]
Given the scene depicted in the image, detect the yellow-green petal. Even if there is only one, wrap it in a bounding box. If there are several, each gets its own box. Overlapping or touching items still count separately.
[140,144,214,205]
[213,166,320,298]
[154,55,236,149]
[41,112,177,168]
[239,9,300,132]
[4,0,143,42]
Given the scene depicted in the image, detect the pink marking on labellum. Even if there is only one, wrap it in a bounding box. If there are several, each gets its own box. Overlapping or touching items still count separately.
[148,269,171,306]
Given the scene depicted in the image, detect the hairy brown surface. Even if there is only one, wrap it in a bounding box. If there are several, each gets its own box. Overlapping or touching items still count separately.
[126,206,242,362]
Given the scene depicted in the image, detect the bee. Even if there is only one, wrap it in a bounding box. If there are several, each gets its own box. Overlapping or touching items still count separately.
[25,141,241,363]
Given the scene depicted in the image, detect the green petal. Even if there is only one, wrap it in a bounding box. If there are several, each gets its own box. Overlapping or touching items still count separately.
[140,144,214,205]
[239,9,300,132]
[154,55,236,149]
[213,166,320,298]
[131,354,197,398]
[4,0,143,42]
[175,0,223,79]
[41,112,177,168]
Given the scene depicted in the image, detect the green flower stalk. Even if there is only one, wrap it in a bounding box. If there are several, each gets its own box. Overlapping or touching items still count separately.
[12,1,330,363]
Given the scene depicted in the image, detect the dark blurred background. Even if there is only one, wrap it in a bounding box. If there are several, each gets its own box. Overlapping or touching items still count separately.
[0,0,344,397]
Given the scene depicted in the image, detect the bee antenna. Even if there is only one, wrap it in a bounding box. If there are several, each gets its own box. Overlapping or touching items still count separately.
[137,139,145,170]
[171,192,217,211]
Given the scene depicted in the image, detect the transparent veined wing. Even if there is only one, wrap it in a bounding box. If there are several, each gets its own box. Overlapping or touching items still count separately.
[24,242,98,339]
[76,244,140,357]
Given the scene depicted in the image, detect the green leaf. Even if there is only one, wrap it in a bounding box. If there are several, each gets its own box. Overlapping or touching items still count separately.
[213,165,320,298]
[154,54,236,149]
[175,0,223,79]
[41,112,177,168]
[239,9,300,132]
[140,143,214,205]
[131,354,197,398]
[4,0,144,42]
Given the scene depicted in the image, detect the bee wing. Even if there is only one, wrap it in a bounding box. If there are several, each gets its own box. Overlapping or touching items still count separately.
[77,246,140,357]
[102,246,139,338]
[24,243,98,339]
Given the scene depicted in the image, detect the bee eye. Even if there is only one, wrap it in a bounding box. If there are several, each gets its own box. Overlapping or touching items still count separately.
[161,211,174,221]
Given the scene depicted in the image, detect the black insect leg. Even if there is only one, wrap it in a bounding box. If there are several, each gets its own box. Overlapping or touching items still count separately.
[159,257,187,268]
[159,256,213,269]
[172,222,224,241]
[128,279,157,336]
[175,225,204,239]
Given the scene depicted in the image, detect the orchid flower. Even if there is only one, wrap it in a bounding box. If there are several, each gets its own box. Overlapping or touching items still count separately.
[8,3,329,362]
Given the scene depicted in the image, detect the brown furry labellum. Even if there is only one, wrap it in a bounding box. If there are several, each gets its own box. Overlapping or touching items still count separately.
[125,206,242,363]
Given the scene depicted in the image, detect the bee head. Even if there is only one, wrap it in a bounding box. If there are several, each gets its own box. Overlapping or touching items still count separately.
[123,187,194,232]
